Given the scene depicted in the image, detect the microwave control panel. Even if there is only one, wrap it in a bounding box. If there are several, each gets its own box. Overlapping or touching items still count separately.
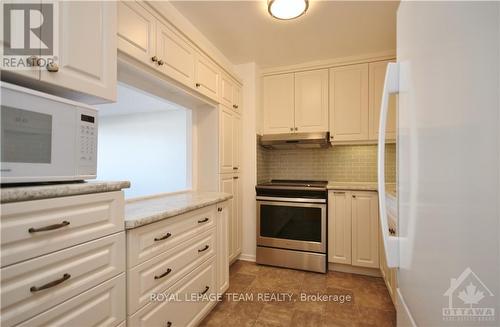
[78,113,97,165]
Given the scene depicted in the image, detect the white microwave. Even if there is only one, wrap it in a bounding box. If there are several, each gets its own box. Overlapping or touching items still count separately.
[1,82,98,184]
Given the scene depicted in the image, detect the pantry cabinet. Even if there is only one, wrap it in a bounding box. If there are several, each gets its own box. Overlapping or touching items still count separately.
[219,106,234,174]
[219,174,242,263]
[232,113,242,171]
[294,69,329,133]
[216,201,230,294]
[369,60,397,141]
[329,64,369,142]
[328,190,379,269]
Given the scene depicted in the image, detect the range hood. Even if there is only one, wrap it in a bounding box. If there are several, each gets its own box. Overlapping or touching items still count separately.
[260,132,331,149]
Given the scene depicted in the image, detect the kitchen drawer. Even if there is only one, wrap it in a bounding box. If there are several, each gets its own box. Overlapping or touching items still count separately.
[1,232,125,327]
[17,273,126,327]
[128,228,215,314]
[1,191,124,267]
[127,205,216,268]
[128,258,217,327]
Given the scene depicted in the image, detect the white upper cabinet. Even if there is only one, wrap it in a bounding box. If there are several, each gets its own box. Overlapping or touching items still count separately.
[41,1,117,102]
[329,63,369,142]
[263,73,295,134]
[294,69,329,133]
[195,52,220,102]
[156,21,195,88]
[117,1,156,67]
[233,84,241,114]
[220,74,235,108]
[351,192,379,268]
[369,60,397,141]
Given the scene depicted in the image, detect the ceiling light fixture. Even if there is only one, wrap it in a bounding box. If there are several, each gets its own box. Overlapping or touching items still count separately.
[268,0,309,20]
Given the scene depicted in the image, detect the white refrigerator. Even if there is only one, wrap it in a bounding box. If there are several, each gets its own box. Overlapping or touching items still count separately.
[377,2,500,326]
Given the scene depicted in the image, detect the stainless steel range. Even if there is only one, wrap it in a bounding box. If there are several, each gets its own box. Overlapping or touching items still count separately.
[255,180,328,273]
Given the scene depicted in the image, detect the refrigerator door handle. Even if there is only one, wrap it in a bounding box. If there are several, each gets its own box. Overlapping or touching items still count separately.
[377,62,400,268]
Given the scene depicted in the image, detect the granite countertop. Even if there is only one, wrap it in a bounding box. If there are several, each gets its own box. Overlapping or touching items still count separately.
[125,191,233,229]
[1,180,131,204]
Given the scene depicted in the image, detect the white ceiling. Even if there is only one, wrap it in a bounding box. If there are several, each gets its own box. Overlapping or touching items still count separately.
[96,83,185,116]
[171,1,398,68]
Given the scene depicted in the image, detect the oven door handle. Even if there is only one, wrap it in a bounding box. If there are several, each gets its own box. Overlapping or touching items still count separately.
[256,196,326,204]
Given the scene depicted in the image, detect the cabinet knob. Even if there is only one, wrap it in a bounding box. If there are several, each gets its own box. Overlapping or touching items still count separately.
[151,56,158,62]
[233,176,239,180]
[233,104,239,109]
[295,127,298,131]
[46,62,59,72]
[157,59,164,66]
[218,207,223,212]
[352,195,356,198]
[195,83,201,87]
[290,127,293,131]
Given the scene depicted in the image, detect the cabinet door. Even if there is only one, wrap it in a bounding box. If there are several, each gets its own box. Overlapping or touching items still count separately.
[117,1,156,65]
[156,21,195,87]
[219,106,233,174]
[368,60,397,141]
[263,73,295,134]
[232,113,241,172]
[351,192,379,268]
[233,174,242,258]
[220,74,234,108]
[195,53,220,102]
[41,1,117,102]
[216,201,230,294]
[329,64,369,141]
[219,175,235,262]
[294,69,329,133]
[327,191,352,264]
[233,84,242,114]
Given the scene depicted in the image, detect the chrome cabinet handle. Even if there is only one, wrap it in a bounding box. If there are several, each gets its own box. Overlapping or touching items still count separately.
[198,245,209,253]
[29,221,70,233]
[198,217,209,224]
[233,176,239,180]
[154,232,172,242]
[151,56,158,62]
[30,273,71,292]
[200,286,210,295]
[46,62,59,72]
[233,167,238,170]
[333,192,345,195]
[154,268,172,280]
[158,59,164,66]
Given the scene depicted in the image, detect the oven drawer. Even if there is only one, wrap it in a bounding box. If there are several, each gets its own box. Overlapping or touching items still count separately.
[127,205,216,268]
[257,200,326,253]
[1,191,124,267]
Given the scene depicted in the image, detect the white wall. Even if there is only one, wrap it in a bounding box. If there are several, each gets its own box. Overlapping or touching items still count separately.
[97,110,191,199]
[234,62,261,261]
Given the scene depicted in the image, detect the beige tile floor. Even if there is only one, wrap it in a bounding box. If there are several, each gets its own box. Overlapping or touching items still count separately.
[200,260,396,327]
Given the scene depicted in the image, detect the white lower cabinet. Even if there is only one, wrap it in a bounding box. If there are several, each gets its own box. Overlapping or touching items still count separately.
[328,191,379,269]
[128,258,217,327]
[216,201,230,294]
[17,274,126,327]
[126,203,230,323]
[219,174,242,263]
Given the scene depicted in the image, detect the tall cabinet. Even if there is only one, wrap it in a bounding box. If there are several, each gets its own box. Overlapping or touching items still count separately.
[219,77,243,263]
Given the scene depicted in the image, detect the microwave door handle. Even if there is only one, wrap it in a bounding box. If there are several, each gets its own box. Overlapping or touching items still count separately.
[377,62,400,269]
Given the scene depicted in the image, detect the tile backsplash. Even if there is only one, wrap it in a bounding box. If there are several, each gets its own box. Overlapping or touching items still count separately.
[257,138,396,183]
